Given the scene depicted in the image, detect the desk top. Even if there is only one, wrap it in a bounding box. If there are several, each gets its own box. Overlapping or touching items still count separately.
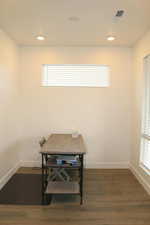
[40,134,86,155]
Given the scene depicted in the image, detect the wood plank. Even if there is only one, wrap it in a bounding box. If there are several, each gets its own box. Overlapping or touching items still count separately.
[0,168,150,225]
[45,181,79,194]
[40,134,86,154]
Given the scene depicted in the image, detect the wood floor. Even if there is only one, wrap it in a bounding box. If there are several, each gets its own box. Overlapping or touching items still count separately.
[0,168,150,225]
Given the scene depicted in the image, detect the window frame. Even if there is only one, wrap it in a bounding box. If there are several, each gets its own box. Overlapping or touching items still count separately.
[140,55,150,175]
[41,64,110,88]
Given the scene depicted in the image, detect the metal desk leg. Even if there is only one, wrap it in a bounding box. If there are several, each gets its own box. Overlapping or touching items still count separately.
[45,154,48,186]
[42,154,51,205]
[80,154,84,205]
[42,153,45,205]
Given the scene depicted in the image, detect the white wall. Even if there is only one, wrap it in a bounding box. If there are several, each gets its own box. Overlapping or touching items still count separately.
[131,30,150,194]
[20,46,132,168]
[0,26,149,193]
[0,29,20,188]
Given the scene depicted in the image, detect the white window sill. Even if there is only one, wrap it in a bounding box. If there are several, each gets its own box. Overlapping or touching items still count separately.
[140,163,150,176]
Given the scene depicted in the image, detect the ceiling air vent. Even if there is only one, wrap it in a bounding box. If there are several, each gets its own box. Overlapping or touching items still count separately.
[115,10,124,17]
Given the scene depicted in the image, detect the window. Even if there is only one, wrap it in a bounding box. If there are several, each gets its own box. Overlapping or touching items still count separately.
[140,55,150,172]
[42,64,110,87]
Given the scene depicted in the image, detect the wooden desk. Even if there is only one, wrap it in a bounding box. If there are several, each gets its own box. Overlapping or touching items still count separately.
[40,134,86,205]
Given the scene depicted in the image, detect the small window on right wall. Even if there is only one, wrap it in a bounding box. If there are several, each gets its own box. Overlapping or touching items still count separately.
[140,55,150,173]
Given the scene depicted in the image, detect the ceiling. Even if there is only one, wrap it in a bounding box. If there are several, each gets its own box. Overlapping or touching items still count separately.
[0,0,150,46]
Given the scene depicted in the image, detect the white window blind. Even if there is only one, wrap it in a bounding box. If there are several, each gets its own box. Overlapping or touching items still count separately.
[140,55,150,171]
[42,64,110,87]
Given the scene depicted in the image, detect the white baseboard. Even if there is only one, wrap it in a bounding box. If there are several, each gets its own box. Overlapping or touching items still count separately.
[130,164,150,195]
[20,160,41,168]
[0,162,21,190]
[20,160,129,169]
[86,161,129,169]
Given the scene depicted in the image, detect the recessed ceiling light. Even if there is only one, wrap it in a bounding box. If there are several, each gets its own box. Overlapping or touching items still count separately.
[36,35,45,41]
[107,36,115,41]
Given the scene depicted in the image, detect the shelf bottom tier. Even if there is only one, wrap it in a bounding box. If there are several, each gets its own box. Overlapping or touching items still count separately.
[45,181,80,194]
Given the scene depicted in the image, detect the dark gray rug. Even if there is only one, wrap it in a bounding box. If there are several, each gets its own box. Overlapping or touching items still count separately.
[0,174,42,205]
[0,173,78,205]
